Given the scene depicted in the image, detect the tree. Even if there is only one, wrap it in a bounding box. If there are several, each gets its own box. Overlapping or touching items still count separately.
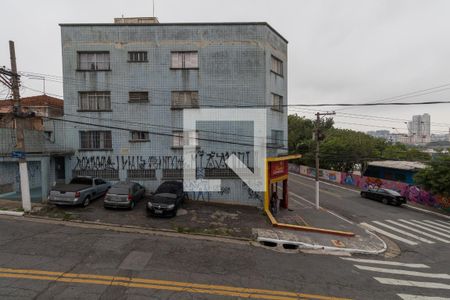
[382,143,431,162]
[414,155,450,197]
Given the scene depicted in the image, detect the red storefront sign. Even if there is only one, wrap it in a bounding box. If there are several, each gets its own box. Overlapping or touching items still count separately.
[269,160,288,179]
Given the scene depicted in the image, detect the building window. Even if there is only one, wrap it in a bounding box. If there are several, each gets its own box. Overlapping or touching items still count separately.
[130,131,149,142]
[172,130,198,148]
[79,131,112,150]
[171,91,199,109]
[272,94,283,112]
[171,51,198,69]
[78,92,111,111]
[129,92,149,103]
[77,52,110,71]
[271,130,284,147]
[128,51,148,62]
[162,169,183,180]
[127,169,156,180]
[271,55,283,76]
[73,169,119,180]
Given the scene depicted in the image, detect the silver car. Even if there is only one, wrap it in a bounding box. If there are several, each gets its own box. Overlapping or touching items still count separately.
[104,181,145,209]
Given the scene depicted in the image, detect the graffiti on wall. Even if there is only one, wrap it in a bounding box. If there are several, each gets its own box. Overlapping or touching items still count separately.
[73,151,251,171]
[289,163,450,212]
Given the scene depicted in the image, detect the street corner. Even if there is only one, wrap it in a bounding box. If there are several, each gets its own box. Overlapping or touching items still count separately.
[252,226,387,256]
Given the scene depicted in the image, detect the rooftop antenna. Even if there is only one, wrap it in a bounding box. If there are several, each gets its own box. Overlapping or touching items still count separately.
[153,0,156,17]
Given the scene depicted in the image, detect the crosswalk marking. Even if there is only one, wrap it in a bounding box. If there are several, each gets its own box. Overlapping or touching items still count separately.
[372,221,435,244]
[340,258,429,268]
[422,220,450,231]
[398,294,450,300]
[354,265,450,280]
[343,258,449,300]
[361,222,418,245]
[385,220,450,243]
[433,219,450,226]
[410,220,450,234]
[401,220,450,239]
[374,277,450,290]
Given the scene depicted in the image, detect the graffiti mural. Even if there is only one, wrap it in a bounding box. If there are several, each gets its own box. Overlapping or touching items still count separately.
[73,151,251,172]
[288,163,450,212]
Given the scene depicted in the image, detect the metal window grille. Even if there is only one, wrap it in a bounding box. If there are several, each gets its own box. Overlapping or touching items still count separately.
[171,51,198,69]
[73,169,119,179]
[129,92,149,102]
[128,51,148,62]
[162,169,183,179]
[127,169,156,180]
[79,92,111,111]
[78,52,110,70]
[171,91,199,108]
[79,131,112,149]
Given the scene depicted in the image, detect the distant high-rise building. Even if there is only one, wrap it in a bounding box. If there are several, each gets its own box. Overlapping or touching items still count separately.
[407,113,431,145]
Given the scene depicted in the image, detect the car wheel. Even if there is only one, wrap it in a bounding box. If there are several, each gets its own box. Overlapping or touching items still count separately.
[82,196,91,207]
[129,201,135,210]
[381,198,389,205]
[361,192,366,198]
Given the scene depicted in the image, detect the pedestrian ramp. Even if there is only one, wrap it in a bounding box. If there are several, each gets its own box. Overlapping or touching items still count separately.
[360,219,450,246]
[341,257,450,299]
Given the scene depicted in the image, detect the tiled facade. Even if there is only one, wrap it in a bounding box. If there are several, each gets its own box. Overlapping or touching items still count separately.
[60,22,288,206]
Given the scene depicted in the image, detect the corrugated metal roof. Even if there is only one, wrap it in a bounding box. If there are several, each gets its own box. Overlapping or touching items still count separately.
[368,160,427,171]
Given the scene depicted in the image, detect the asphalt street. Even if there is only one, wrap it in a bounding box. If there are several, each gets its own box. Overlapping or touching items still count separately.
[0,175,449,299]
[289,173,450,299]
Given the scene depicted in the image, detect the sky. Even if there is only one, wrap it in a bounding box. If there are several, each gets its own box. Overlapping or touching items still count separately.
[1,0,450,136]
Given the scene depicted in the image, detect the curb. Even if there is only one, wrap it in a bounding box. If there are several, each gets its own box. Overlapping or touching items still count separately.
[20,214,251,244]
[0,210,24,217]
[257,230,387,255]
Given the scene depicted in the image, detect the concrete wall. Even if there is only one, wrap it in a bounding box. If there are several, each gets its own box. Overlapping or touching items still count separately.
[60,23,287,206]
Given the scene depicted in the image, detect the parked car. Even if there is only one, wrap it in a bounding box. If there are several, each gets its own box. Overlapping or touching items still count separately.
[360,188,406,206]
[48,176,111,207]
[104,181,145,209]
[146,181,187,217]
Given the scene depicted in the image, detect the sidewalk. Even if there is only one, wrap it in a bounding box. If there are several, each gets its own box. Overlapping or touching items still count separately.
[253,193,386,254]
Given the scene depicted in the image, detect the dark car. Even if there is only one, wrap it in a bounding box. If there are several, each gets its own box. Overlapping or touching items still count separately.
[147,181,187,217]
[360,188,406,206]
[104,181,145,209]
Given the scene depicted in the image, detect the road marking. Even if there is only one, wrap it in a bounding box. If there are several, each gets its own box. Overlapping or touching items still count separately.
[409,220,450,234]
[340,257,429,268]
[360,222,418,245]
[399,220,450,239]
[0,267,348,300]
[374,277,450,290]
[354,265,450,280]
[289,192,315,208]
[372,221,435,244]
[422,220,450,231]
[385,220,450,243]
[397,294,450,300]
[433,219,450,226]
[289,172,450,221]
[403,205,450,221]
[289,177,342,198]
[289,192,354,225]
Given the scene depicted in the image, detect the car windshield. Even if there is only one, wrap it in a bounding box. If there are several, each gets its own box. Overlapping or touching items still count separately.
[155,183,180,194]
[70,177,93,185]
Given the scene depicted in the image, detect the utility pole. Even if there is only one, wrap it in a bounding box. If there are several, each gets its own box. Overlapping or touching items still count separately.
[314,111,335,210]
[8,41,31,212]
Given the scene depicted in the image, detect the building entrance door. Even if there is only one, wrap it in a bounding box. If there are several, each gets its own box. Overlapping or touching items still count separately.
[55,156,65,181]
